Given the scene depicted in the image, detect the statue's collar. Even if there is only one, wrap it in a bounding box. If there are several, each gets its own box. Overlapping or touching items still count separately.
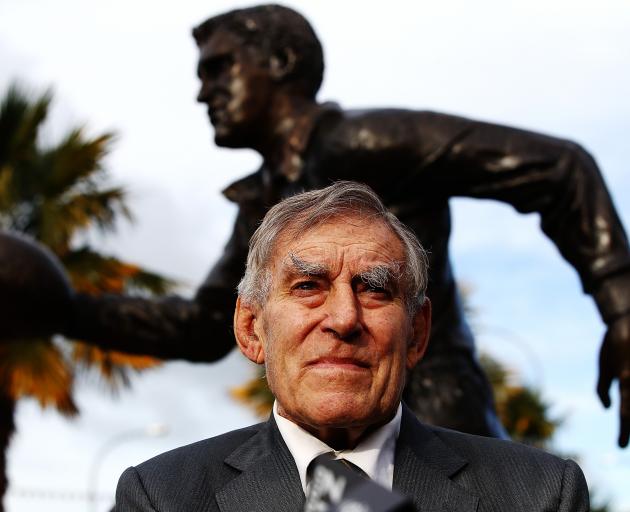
[279,102,340,182]
[223,102,341,204]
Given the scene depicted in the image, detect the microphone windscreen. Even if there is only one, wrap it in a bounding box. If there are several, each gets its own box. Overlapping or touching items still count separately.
[304,458,414,512]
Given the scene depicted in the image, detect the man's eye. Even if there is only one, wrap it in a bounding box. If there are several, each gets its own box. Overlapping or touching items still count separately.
[358,283,391,296]
[294,281,318,291]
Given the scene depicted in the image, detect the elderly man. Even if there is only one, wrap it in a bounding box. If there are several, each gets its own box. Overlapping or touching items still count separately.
[114,182,589,512]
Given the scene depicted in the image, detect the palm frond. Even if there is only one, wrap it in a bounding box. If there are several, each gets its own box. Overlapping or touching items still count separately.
[480,352,560,448]
[124,268,176,295]
[62,187,131,231]
[62,247,175,295]
[39,129,117,198]
[35,188,130,252]
[0,339,78,416]
[0,84,51,170]
[230,366,274,418]
[71,342,161,393]
[0,167,15,219]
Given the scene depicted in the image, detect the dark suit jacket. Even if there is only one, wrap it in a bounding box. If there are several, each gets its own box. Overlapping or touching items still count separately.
[114,406,589,511]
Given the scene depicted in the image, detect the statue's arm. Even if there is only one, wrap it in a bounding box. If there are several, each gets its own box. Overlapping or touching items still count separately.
[66,285,235,362]
[325,110,630,292]
[430,118,630,290]
[416,113,630,445]
[63,217,250,362]
[0,229,235,361]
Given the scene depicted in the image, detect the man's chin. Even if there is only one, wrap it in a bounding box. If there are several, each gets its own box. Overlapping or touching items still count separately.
[300,397,376,428]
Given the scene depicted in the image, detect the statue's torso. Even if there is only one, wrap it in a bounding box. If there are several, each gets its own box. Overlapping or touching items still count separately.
[203,107,475,353]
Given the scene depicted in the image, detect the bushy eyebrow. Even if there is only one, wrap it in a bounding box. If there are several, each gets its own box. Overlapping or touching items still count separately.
[357,263,403,291]
[285,253,402,289]
[286,253,329,277]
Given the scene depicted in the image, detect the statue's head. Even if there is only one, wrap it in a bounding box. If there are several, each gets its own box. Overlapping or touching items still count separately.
[193,4,324,148]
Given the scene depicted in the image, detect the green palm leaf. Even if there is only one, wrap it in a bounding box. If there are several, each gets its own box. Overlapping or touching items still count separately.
[40,129,116,197]
[0,84,51,170]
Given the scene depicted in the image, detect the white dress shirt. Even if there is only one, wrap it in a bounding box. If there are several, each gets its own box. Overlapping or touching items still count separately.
[273,401,402,493]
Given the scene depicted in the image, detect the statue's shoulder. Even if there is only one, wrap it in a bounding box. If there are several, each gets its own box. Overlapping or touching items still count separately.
[316,106,470,153]
[332,107,430,132]
[338,107,468,127]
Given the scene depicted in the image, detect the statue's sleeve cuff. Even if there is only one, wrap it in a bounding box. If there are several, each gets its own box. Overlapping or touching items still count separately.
[594,272,630,324]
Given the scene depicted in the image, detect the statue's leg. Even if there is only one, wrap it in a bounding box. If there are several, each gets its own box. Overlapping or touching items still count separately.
[403,347,507,438]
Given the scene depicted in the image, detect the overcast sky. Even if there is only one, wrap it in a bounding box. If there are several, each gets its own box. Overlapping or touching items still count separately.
[1,0,630,510]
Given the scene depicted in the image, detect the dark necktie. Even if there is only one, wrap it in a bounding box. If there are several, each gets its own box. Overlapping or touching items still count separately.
[308,452,369,481]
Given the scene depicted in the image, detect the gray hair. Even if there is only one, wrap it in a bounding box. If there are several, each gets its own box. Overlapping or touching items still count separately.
[237,181,429,314]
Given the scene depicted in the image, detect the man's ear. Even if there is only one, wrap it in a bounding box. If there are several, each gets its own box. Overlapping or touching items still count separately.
[269,47,297,80]
[234,297,266,364]
[406,298,432,370]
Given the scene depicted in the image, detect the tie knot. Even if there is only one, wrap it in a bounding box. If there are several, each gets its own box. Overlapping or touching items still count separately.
[308,452,369,480]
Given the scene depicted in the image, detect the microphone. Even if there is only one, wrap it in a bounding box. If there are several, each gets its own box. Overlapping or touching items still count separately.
[304,456,414,512]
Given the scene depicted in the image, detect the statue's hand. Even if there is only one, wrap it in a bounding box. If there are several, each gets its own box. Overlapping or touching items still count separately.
[597,312,630,447]
[0,231,74,341]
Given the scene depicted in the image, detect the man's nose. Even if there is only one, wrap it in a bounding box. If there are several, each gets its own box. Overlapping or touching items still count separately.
[321,286,362,340]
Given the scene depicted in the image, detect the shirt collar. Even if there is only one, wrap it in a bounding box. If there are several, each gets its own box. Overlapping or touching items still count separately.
[273,401,402,493]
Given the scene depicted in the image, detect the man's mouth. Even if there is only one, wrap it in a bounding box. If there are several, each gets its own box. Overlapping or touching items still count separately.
[307,357,369,370]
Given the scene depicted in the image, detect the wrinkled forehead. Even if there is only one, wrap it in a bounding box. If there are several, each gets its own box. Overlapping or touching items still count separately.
[269,216,406,275]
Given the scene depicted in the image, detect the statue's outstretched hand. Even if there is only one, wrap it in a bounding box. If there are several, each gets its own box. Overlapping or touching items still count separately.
[597,313,630,447]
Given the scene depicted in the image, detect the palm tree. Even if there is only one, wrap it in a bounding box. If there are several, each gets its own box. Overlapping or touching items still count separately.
[231,366,274,418]
[0,83,173,510]
[479,353,559,448]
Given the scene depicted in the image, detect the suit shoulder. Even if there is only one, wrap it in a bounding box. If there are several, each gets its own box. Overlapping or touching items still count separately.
[114,423,263,512]
[134,422,264,478]
[430,425,568,469]
[428,425,589,500]
[424,426,589,510]
[116,423,265,511]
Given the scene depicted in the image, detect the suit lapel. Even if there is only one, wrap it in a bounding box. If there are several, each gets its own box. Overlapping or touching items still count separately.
[215,416,304,512]
[394,406,479,512]
[215,407,479,512]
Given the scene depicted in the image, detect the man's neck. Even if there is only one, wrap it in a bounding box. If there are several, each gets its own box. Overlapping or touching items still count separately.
[276,405,397,451]
[304,424,383,451]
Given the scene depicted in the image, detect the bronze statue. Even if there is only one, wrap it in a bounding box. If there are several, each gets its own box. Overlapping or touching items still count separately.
[1,4,629,445]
